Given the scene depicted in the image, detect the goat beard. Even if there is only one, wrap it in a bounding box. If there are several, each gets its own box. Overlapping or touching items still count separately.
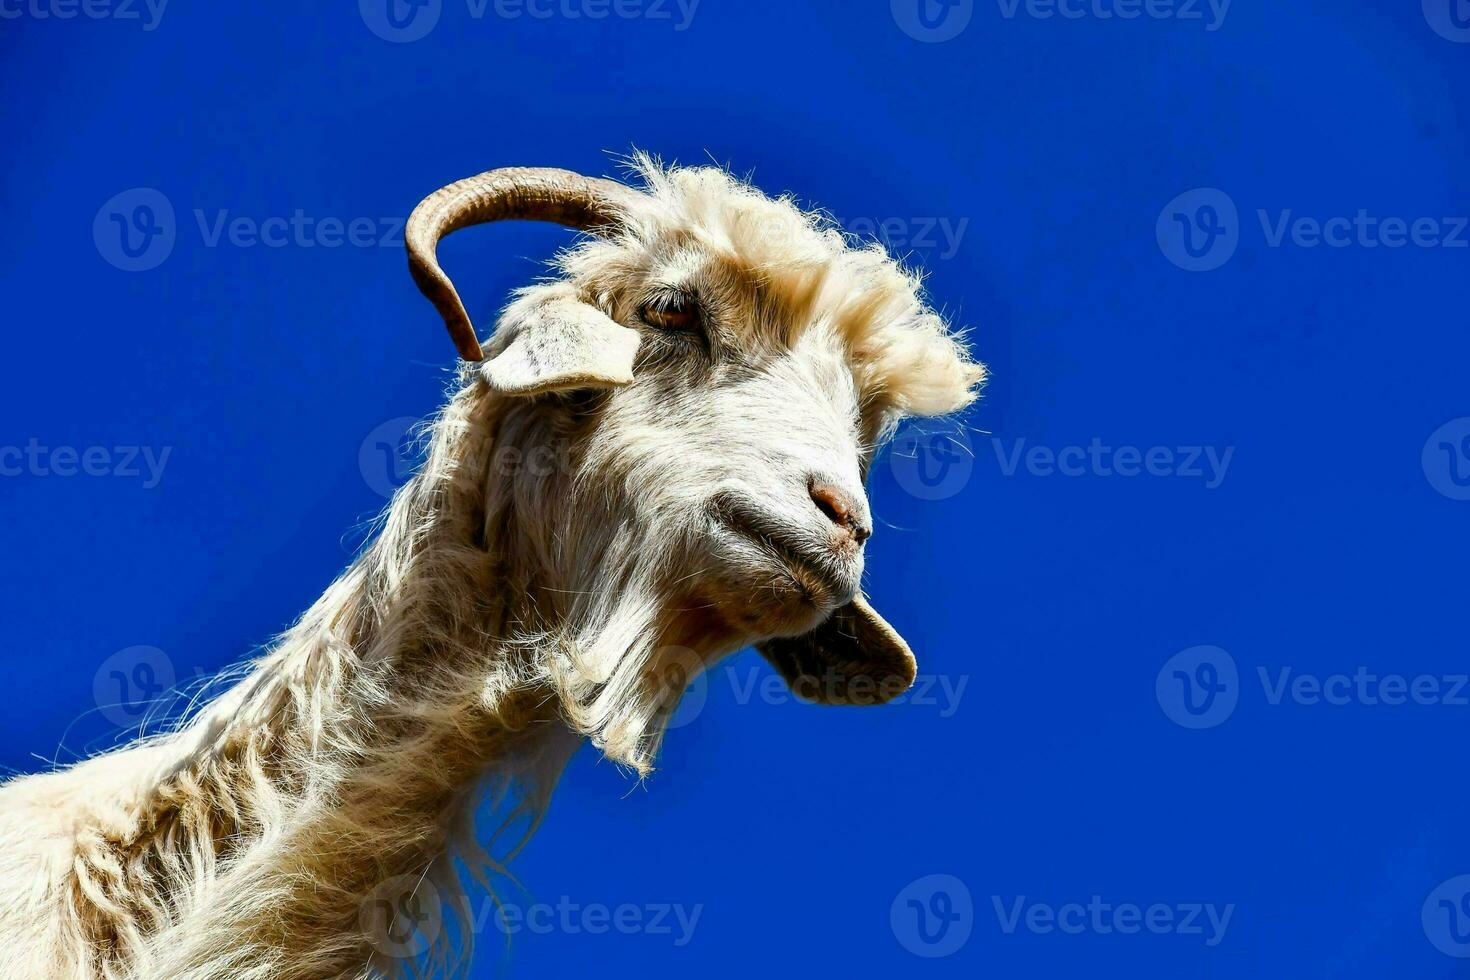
[509,559,741,777]
[478,418,746,777]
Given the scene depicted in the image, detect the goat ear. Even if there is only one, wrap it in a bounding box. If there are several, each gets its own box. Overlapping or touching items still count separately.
[481,285,640,396]
[755,596,918,706]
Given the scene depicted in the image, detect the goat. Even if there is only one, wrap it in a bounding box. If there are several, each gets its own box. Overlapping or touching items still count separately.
[0,157,985,980]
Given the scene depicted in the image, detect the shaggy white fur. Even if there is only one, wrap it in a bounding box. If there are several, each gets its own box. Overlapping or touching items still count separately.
[0,158,984,979]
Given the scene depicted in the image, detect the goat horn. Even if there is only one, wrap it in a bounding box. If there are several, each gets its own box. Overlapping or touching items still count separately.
[406,167,640,361]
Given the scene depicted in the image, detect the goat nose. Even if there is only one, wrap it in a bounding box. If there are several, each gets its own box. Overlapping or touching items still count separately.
[808,478,872,544]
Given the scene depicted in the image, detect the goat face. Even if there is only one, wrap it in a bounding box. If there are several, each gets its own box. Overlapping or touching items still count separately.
[494,284,878,637]
[411,160,983,713]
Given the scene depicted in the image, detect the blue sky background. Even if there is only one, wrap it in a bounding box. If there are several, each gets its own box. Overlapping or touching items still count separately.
[2,1,1469,976]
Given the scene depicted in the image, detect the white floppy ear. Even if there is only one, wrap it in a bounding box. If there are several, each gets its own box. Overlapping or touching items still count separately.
[481,283,641,396]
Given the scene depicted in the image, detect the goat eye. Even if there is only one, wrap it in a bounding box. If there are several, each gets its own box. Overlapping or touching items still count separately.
[640,292,701,332]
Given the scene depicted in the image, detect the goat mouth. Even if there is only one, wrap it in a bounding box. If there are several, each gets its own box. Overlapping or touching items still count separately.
[709,493,859,608]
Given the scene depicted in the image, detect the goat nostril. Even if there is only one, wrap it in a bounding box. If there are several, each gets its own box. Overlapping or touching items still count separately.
[810,486,847,526]
[809,481,872,545]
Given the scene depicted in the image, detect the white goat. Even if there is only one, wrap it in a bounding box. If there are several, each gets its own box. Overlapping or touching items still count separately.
[0,157,985,980]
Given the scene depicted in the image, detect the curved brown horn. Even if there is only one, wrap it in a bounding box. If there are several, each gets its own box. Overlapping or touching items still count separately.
[406,167,640,361]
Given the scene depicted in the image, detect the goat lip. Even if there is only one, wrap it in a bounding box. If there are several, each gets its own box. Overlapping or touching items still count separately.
[709,496,860,608]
